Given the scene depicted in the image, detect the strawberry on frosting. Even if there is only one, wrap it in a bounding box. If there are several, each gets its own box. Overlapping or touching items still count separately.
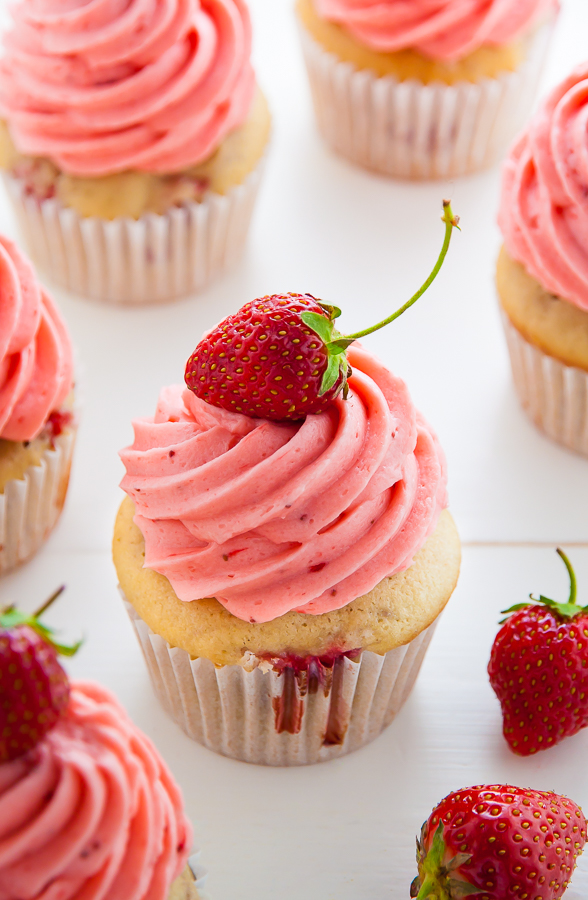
[0,0,255,177]
[120,345,447,624]
[0,681,192,900]
[0,237,73,442]
[499,63,588,312]
[314,0,558,61]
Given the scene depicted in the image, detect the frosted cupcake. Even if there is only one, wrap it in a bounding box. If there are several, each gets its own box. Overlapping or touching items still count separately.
[0,0,270,305]
[498,64,588,457]
[114,208,461,766]
[0,681,203,899]
[297,0,558,179]
[0,236,75,573]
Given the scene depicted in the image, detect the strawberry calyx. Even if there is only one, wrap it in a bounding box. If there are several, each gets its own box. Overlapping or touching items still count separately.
[301,200,460,398]
[500,547,586,623]
[0,586,81,657]
[411,823,479,899]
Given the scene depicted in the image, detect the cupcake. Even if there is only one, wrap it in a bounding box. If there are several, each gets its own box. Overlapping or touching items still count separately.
[0,236,75,574]
[114,243,461,765]
[0,593,203,900]
[0,680,204,899]
[296,0,558,179]
[498,63,588,457]
[0,0,270,305]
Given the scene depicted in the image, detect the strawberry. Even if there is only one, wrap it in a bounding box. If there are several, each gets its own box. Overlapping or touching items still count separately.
[488,548,588,756]
[411,784,587,900]
[185,200,459,422]
[0,586,80,762]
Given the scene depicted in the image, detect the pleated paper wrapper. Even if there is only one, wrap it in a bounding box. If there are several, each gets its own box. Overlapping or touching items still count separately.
[2,161,264,306]
[299,20,553,179]
[0,427,76,574]
[502,312,588,457]
[170,853,209,900]
[124,597,437,767]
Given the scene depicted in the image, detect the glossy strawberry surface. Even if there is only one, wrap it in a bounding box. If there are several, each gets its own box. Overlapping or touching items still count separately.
[489,605,588,756]
[185,293,346,421]
[0,624,70,762]
[412,785,587,900]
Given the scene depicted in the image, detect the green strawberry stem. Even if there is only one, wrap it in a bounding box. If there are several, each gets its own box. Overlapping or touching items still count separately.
[34,585,66,619]
[301,200,460,397]
[557,547,577,606]
[0,586,80,657]
[340,200,459,344]
[500,547,585,622]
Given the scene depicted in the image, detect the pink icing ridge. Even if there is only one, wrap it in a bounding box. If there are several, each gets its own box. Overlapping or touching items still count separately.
[0,0,255,177]
[120,345,448,624]
[0,236,73,442]
[0,681,192,900]
[313,0,557,61]
[499,63,588,312]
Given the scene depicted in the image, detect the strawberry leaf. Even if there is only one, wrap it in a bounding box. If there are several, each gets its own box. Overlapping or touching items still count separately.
[320,354,343,396]
[300,311,335,345]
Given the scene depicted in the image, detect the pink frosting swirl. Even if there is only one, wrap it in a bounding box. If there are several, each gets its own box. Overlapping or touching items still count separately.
[0,0,255,176]
[314,0,557,61]
[0,236,73,442]
[499,63,588,311]
[0,681,192,900]
[120,345,448,624]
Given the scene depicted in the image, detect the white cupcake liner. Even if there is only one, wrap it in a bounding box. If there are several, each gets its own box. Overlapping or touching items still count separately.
[188,851,209,900]
[2,160,264,306]
[124,596,438,767]
[0,427,76,574]
[299,19,553,179]
[502,312,588,457]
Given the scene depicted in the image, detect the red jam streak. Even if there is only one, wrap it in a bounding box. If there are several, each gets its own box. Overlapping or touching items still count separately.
[265,649,361,744]
[44,410,73,445]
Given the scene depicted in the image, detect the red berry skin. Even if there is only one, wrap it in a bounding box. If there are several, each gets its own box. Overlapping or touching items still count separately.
[413,785,587,900]
[0,625,70,762]
[185,294,345,422]
[488,607,588,756]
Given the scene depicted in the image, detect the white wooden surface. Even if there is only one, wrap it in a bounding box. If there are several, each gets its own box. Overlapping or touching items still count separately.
[2,1,588,897]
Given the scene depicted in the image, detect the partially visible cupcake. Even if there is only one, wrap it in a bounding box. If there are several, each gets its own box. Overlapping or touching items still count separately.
[0,681,203,899]
[0,595,204,899]
[0,0,270,305]
[0,236,75,573]
[297,0,557,179]
[498,63,588,457]
[114,288,461,766]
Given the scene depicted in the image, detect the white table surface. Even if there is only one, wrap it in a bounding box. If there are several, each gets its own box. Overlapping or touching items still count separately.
[2,1,588,898]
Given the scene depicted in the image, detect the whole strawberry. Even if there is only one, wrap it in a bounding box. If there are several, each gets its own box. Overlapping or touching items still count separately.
[488,548,588,756]
[411,784,586,900]
[185,201,459,422]
[0,587,79,762]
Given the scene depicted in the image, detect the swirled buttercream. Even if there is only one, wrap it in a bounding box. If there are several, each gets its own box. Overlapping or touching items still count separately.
[0,0,255,177]
[313,0,557,61]
[0,237,73,442]
[0,681,191,900]
[120,345,447,624]
[499,63,588,312]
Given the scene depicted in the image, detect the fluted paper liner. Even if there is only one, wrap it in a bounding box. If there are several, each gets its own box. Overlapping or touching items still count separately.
[502,312,588,457]
[0,427,75,574]
[3,161,264,305]
[124,597,437,766]
[299,20,552,179]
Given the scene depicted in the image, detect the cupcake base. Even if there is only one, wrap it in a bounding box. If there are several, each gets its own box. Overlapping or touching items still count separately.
[0,427,76,574]
[502,312,588,457]
[2,160,264,305]
[169,855,208,900]
[125,598,437,767]
[298,20,552,179]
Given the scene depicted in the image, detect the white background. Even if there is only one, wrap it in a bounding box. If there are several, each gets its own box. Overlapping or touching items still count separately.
[3,0,588,897]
